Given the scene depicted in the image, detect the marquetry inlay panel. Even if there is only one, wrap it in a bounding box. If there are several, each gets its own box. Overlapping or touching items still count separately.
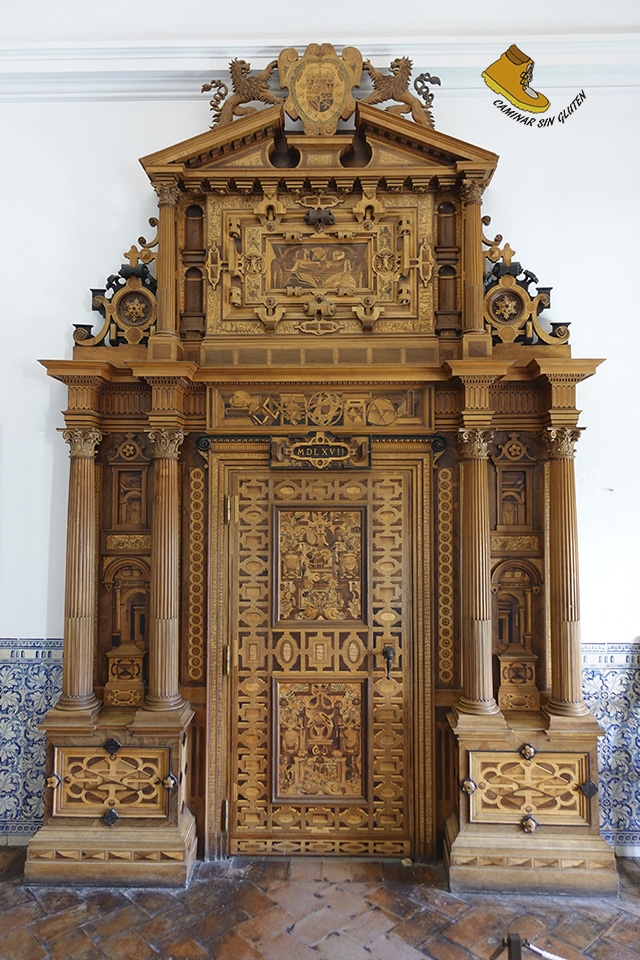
[468,751,591,825]
[436,467,454,685]
[276,507,364,622]
[228,468,416,855]
[187,467,206,681]
[51,746,171,818]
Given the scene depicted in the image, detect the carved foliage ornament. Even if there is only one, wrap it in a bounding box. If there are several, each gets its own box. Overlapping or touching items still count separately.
[546,427,580,459]
[458,428,492,460]
[148,429,186,460]
[63,428,103,458]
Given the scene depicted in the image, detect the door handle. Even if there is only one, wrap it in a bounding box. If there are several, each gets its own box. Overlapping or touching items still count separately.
[381,644,395,679]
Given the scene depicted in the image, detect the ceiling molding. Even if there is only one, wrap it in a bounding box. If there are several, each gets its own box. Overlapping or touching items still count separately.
[1,35,639,102]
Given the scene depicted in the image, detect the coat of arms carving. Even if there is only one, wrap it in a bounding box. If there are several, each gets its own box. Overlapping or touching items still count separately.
[278,43,363,135]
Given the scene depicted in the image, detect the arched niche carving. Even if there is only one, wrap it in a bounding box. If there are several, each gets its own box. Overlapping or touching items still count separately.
[491,559,543,711]
[103,557,150,651]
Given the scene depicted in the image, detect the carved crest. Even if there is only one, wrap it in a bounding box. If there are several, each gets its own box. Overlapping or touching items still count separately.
[278,43,363,135]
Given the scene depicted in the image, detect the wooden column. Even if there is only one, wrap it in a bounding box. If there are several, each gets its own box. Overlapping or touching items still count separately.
[149,181,182,360]
[545,427,590,717]
[460,179,486,333]
[457,428,501,715]
[144,428,185,711]
[57,427,102,713]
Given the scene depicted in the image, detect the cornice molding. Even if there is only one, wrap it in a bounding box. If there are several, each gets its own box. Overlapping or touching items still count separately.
[1,34,638,101]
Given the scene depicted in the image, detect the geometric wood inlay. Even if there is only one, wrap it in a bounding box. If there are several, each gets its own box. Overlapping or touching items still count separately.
[468,751,591,825]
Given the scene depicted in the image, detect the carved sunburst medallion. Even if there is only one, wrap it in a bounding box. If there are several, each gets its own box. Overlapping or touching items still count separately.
[278,43,363,135]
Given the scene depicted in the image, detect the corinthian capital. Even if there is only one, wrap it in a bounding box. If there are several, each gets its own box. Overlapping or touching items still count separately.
[63,427,103,458]
[149,428,186,459]
[154,182,181,206]
[459,179,486,205]
[459,428,493,460]
[546,427,581,459]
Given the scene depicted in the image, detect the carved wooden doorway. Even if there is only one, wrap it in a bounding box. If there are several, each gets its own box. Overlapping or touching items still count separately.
[215,445,433,858]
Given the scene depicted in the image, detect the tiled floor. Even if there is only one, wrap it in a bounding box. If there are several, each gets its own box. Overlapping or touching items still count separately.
[1,849,639,960]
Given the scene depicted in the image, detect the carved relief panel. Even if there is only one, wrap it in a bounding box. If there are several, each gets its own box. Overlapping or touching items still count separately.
[203,191,435,335]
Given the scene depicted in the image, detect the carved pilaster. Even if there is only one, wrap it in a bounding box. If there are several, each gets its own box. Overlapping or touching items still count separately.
[460,179,486,334]
[544,427,589,718]
[57,428,102,712]
[457,428,501,716]
[144,428,185,712]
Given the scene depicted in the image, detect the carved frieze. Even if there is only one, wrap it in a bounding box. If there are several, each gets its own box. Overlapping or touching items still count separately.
[208,386,427,433]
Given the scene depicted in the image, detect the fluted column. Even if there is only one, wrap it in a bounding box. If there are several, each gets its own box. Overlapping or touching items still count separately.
[545,427,590,717]
[154,182,180,336]
[145,428,185,711]
[458,428,501,715]
[58,427,102,712]
[460,179,486,333]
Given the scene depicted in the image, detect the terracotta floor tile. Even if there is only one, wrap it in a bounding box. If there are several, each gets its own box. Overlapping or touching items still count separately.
[409,886,471,919]
[350,861,384,882]
[586,939,640,960]
[124,888,180,917]
[366,883,420,919]
[161,934,211,959]
[505,914,552,944]
[99,930,161,960]
[83,889,133,915]
[382,860,417,885]
[135,904,194,948]
[0,927,48,960]
[187,903,247,945]
[209,930,264,960]
[441,905,505,957]
[420,934,478,960]
[235,904,296,945]
[267,879,324,918]
[47,927,105,960]
[260,931,319,960]
[535,935,596,960]
[245,859,291,888]
[318,884,370,917]
[229,879,276,917]
[322,859,354,883]
[414,863,447,885]
[82,904,146,942]
[315,931,374,960]
[290,904,349,944]
[32,886,86,915]
[0,898,43,936]
[289,858,324,881]
[0,880,35,913]
[368,932,431,960]
[340,906,396,944]
[553,912,616,949]
[393,907,451,946]
[30,902,99,943]
[608,914,640,949]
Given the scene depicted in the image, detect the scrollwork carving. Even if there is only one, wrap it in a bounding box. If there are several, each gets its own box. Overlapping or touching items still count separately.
[63,427,103,459]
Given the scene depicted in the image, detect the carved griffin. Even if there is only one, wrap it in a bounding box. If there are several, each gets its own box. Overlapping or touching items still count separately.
[202,59,283,126]
[362,57,435,128]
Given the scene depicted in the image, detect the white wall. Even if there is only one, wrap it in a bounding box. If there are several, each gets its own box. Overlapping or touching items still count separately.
[1,3,638,643]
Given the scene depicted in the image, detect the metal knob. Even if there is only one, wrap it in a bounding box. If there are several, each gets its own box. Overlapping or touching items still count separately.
[381,644,396,679]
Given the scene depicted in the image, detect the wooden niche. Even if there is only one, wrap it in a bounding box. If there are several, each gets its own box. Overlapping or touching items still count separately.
[27,42,616,896]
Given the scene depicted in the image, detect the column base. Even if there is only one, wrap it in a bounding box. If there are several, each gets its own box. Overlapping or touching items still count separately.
[148,332,183,361]
[25,811,197,887]
[130,699,194,731]
[449,704,509,739]
[542,705,604,737]
[42,700,102,734]
[445,812,618,896]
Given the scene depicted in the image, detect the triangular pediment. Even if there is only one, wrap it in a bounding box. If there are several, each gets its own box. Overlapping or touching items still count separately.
[140,101,498,191]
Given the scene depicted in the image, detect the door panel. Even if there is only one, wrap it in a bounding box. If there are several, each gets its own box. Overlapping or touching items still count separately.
[228,469,416,856]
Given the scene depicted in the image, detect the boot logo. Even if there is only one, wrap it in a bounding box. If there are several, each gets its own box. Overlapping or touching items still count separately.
[481,44,550,114]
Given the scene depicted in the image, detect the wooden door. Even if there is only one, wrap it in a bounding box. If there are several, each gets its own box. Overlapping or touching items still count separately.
[226,463,426,856]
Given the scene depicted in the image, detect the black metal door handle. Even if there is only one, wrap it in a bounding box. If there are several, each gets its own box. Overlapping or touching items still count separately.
[381,644,395,679]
